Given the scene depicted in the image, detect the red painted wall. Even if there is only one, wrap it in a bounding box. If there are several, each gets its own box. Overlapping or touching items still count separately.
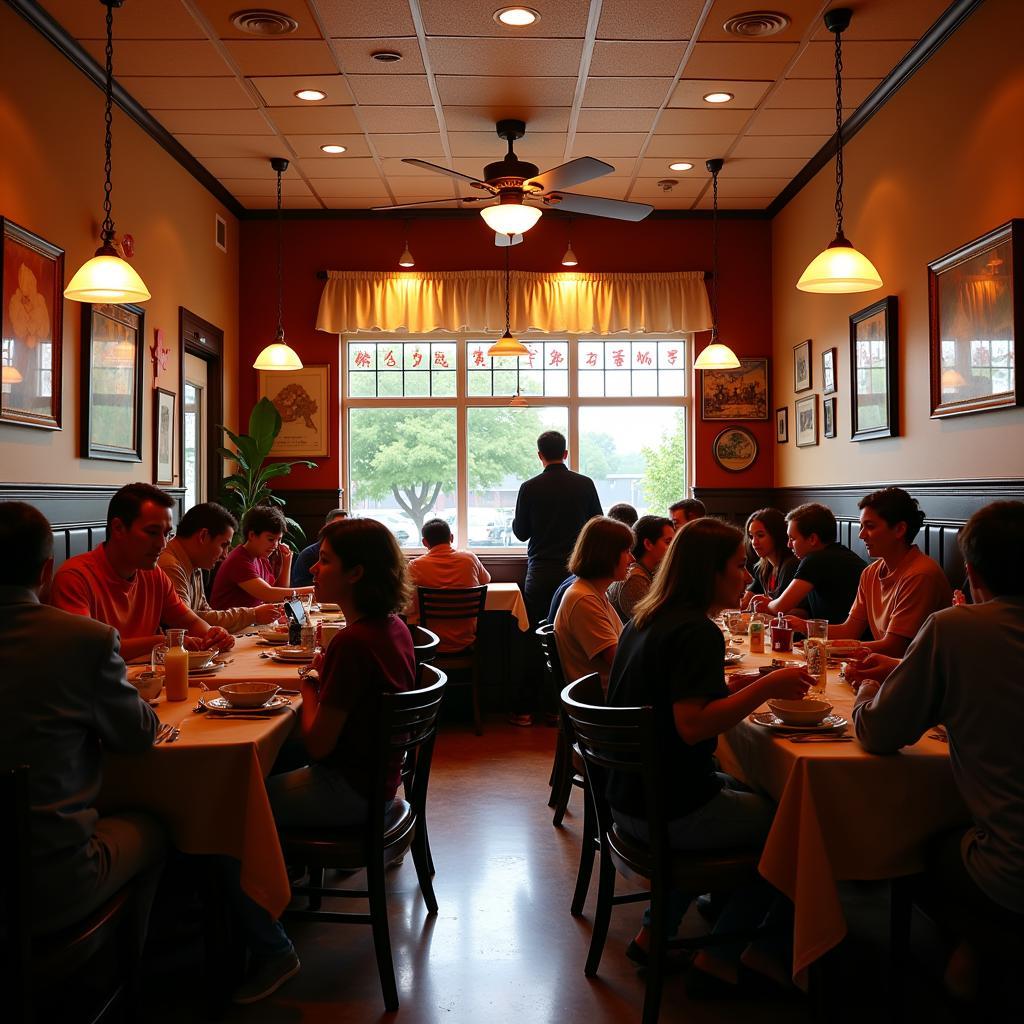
[238,213,773,493]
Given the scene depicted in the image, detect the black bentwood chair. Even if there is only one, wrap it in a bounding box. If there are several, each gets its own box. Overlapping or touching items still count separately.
[407,623,440,666]
[278,667,447,1012]
[561,677,766,1024]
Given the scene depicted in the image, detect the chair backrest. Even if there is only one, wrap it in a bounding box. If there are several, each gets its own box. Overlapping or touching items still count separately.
[1,765,34,1020]
[407,624,440,665]
[417,585,488,625]
[537,622,569,720]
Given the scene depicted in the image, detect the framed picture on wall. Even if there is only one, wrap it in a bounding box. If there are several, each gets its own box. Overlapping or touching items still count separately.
[81,302,144,461]
[822,347,837,395]
[775,406,788,443]
[850,295,899,441]
[823,396,837,438]
[701,357,769,421]
[154,387,177,486]
[257,363,330,457]
[928,219,1022,418]
[795,394,818,447]
[793,339,812,392]
[1,218,64,430]
[711,426,758,472]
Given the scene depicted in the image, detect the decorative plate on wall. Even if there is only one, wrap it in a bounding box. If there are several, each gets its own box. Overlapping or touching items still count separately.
[712,426,758,472]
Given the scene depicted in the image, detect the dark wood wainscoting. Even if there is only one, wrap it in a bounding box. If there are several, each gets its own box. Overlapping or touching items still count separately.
[272,488,345,547]
[0,483,186,570]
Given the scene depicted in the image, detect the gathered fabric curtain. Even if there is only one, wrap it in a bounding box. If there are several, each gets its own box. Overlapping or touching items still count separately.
[316,269,711,336]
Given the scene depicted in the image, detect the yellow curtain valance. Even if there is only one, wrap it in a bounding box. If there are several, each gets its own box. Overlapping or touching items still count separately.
[315,269,711,336]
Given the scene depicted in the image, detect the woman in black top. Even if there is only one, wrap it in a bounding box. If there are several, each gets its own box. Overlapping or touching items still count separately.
[607,517,812,988]
[740,507,798,608]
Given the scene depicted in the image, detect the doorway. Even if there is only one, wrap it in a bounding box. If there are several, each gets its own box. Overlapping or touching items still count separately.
[179,308,224,512]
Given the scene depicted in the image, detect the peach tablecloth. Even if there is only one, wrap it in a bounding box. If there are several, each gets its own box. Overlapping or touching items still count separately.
[484,582,529,631]
[716,641,969,982]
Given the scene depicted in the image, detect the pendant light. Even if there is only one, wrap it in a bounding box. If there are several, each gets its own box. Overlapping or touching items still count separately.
[694,159,741,371]
[64,0,150,305]
[487,243,530,358]
[796,8,882,294]
[398,222,415,268]
[253,158,303,371]
[561,219,578,267]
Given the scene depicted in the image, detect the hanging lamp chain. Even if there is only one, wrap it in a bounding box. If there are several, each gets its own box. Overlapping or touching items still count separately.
[101,0,115,245]
[711,168,720,343]
[833,23,845,238]
[276,166,284,339]
[504,244,511,335]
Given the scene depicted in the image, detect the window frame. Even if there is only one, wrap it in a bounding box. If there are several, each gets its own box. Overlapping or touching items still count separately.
[340,333,693,553]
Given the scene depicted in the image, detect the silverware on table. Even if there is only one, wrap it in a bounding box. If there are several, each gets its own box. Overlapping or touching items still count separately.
[154,723,174,744]
[165,726,181,744]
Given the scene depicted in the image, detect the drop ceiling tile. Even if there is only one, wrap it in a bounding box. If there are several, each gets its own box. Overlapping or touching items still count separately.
[630,178,706,199]
[239,196,325,209]
[426,37,584,77]
[296,157,381,178]
[711,177,789,196]
[348,75,435,105]
[569,133,648,158]
[265,106,364,133]
[766,77,879,109]
[810,0,950,41]
[684,42,798,79]
[194,0,323,39]
[119,77,255,110]
[569,178,631,200]
[437,76,577,107]
[156,109,273,134]
[80,40,228,77]
[449,132,566,158]
[389,177,461,198]
[788,40,913,79]
[638,157,708,177]
[645,134,738,157]
[317,0,416,37]
[359,106,440,134]
[40,0,205,38]
[200,156,291,179]
[597,0,704,40]
[308,177,389,197]
[576,108,657,133]
[746,107,855,135]
[382,158,466,177]
[655,108,752,133]
[250,75,354,107]
[582,78,674,109]
[284,134,373,158]
[172,134,285,158]
[700,0,822,42]
[719,157,807,178]
[219,177,313,197]
[323,197,394,209]
[419,0,591,37]
[224,40,339,77]
[668,80,771,109]
[444,107,570,132]
[331,38,425,75]
[371,134,447,157]
[731,134,829,158]
[694,195,773,210]
[589,40,687,77]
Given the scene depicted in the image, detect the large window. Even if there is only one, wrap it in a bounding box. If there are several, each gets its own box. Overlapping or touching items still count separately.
[343,336,690,549]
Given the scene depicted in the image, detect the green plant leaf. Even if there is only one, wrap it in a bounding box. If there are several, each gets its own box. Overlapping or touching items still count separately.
[249,397,282,455]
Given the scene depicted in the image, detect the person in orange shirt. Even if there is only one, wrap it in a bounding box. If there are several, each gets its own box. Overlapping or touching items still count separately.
[50,483,233,663]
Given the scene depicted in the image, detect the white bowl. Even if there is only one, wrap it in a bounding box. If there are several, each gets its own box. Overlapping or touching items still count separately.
[187,650,216,670]
[131,671,163,701]
[218,681,280,708]
[767,698,833,726]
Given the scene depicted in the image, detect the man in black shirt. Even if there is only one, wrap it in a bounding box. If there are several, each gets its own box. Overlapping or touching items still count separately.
[511,430,602,723]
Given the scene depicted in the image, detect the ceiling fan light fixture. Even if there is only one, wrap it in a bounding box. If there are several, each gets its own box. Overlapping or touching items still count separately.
[480,202,542,236]
[494,7,539,27]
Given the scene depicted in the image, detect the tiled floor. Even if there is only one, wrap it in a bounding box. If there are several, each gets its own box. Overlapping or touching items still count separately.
[137,719,968,1023]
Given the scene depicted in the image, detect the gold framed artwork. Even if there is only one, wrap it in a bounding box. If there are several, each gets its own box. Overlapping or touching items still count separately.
[258,363,330,457]
[701,357,769,421]
[154,387,177,486]
[711,426,758,472]
[795,394,818,448]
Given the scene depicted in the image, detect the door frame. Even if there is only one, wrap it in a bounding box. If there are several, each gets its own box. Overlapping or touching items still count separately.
[179,308,224,506]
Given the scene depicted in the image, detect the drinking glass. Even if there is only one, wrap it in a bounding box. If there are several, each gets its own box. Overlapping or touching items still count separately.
[806,618,828,640]
[151,643,169,674]
[804,638,829,696]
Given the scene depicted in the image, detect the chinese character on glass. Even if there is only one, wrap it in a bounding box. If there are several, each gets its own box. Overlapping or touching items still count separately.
[411,349,423,368]
[548,349,565,367]
[635,350,653,366]
[666,348,679,366]
[472,347,486,367]
[612,348,625,368]
[433,351,449,369]
[584,351,598,367]
[383,349,397,368]
[525,346,538,368]
[354,351,371,368]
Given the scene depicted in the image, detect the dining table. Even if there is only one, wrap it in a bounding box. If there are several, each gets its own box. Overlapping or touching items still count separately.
[716,633,970,985]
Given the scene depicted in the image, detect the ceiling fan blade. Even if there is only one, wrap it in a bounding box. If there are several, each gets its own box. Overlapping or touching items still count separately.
[371,197,486,211]
[494,233,524,247]
[545,192,654,222]
[525,157,614,194]
[402,158,493,190]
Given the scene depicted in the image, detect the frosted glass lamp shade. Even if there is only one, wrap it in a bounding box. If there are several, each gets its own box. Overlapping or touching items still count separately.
[480,203,542,236]
[694,342,741,370]
[253,341,303,371]
[64,253,151,304]
[487,331,530,358]
[797,236,882,294]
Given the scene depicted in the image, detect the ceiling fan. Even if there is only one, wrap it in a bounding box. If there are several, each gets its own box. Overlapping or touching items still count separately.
[372,119,654,244]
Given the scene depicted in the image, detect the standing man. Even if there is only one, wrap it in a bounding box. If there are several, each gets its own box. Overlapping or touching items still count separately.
[158,502,282,633]
[291,508,349,587]
[511,430,602,725]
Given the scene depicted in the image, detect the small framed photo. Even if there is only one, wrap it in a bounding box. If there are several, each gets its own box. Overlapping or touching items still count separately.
[822,347,837,395]
[257,363,330,457]
[850,295,899,440]
[795,394,818,447]
[775,406,788,443]
[701,357,769,421]
[1,218,64,430]
[711,426,759,472]
[82,302,144,461]
[154,387,177,486]
[823,396,837,438]
[793,339,812,392]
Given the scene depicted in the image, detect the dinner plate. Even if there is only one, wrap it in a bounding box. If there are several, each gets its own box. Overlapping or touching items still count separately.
[724,650,744,666]
[256,636,290,647]
[750,711,848,734]
[319,603,340,612]
[189,659,228,676]
[269,646,315,662]
[199,693,292,714]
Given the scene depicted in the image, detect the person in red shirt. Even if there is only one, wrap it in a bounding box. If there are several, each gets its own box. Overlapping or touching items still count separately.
[49,483,232,663]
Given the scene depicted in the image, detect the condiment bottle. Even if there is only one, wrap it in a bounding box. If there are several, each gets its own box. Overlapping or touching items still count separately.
[748,617,765,654]
[300,622,316,651]
[164,629,189,702]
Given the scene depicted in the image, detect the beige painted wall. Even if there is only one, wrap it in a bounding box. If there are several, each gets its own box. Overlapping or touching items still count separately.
[0,3,238,486]
[772,0,1024,487]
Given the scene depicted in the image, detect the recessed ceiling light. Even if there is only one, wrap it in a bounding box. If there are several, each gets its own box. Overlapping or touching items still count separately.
[703,91,735,104]
[669,162,694,171]
[295,88,327,102]
[371,50,403,63]
[320,144,347,154]
[494,7,540,27]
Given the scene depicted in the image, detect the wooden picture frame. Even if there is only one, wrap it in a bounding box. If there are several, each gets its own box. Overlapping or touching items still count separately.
[775,406,788,443]
[823,396,837,438]
[154,387,177,486]
[81,302,144,462]
[711,426,758,472]
[928,219,1022,418]
[850,295,898,441]
[258,363,330,457]
[793,338,812,392]
[1,218,64,430]
[822,346,837,395]
[701,357,769,421]
[795,394,818,447]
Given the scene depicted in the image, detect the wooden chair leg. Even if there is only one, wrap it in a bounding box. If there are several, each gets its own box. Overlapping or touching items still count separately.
[547,730,567,800]
[570,780,597,917]
[366,860,399,1012]
[411,827,439,915]
[585,851,617,977]
[471,657,482,736]
[642,887,668,1024]
[551,760,574,828]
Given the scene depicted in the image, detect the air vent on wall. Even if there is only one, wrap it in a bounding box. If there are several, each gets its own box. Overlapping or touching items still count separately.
[230,9,300,35]
[723,11,791,37]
